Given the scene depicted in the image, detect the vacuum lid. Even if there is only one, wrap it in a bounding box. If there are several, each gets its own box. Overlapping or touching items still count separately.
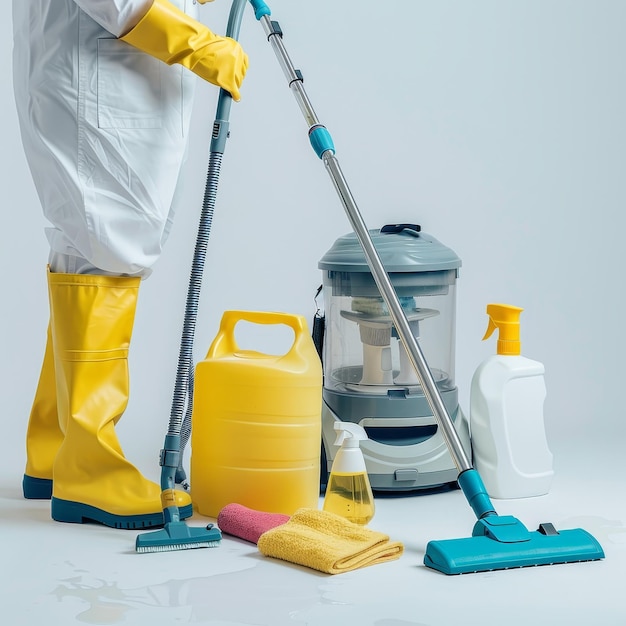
[318,224,461,273]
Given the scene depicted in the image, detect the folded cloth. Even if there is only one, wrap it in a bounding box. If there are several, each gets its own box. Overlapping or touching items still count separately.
[217,503,290,544]
[257,508,404,574]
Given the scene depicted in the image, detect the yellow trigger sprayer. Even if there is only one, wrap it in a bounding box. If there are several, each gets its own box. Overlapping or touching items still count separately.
[482,303,523,355]
[138,0,605,576]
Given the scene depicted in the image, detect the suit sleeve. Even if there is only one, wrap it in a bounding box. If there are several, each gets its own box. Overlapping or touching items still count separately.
[72,0,153,37]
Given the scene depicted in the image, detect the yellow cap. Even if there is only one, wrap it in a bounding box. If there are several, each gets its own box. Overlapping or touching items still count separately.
[482,303,523,355]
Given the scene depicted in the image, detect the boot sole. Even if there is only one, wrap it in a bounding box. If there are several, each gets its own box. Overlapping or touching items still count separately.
[51,497,193,529]
[23,475,53,500]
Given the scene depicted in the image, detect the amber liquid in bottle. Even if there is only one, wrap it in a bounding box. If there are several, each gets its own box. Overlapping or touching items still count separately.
[323,471,375,525]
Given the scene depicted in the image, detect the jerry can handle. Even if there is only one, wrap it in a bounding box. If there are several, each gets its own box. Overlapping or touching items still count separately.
[207,310,310,358]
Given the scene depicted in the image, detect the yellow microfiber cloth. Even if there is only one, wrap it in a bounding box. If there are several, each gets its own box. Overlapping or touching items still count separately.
[257,508,404,574]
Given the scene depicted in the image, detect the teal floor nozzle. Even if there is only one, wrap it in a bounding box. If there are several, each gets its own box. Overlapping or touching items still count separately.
[136,522,222,553]
[420,469,605,574]
[424,516,605,575]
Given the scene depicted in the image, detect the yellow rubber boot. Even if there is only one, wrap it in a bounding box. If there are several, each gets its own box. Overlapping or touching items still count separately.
[48,270,192,529]
[23,323,64,499]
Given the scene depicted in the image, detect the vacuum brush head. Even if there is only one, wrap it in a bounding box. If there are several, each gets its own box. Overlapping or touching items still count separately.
[424,517,604,575]
[136,522,222,554]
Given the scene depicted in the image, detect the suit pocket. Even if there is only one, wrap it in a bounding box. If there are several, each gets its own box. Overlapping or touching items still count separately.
[97,38,163,129]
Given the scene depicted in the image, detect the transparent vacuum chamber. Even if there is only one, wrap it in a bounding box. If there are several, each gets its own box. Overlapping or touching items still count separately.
[318,225,470,491]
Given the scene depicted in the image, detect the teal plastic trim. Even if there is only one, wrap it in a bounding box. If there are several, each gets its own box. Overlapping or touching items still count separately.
[424,526,605,575]
[51,497,193,529]
[160,434,181,492]
[457,469,496,519]
[210,118,231,154]
[163,505,180,524]
[472,515,532,542]
[163,434,181,460]
[136,523,222,553]
[249,0,271,19]
[309,125,335,158]
[22,475,53,499]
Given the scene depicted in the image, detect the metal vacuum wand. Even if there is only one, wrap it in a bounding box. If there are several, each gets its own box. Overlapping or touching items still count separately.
[250,1,471,473]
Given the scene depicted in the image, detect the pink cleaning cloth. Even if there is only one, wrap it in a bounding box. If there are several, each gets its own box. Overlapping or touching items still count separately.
[217,503,290,544]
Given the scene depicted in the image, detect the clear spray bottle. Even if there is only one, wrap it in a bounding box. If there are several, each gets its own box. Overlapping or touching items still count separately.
[322,422,375,525]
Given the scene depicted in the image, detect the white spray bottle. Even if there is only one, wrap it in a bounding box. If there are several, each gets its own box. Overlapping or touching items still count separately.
[323,422,375,524]
[470,303,554,499]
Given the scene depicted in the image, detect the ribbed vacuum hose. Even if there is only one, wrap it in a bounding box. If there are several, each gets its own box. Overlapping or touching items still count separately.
[175,367,194,485]
[170,152,223,482]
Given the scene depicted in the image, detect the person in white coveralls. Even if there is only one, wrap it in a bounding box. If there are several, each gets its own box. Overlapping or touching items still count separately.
[13,0,248,529]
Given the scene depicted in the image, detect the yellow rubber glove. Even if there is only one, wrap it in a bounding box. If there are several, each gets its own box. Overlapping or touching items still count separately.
[197,0,215,4]
[122,0,248,100]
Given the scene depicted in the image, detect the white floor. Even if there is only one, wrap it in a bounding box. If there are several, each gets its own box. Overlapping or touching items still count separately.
[2,434,625,626]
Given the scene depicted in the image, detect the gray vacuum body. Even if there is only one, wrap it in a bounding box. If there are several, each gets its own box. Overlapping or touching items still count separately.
[318,225,471,491]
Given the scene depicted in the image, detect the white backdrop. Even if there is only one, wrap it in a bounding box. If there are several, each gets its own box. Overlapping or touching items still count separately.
[2,0,624,483]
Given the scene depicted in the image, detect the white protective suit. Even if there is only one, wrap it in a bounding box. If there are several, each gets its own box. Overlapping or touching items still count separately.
[13,0,199,276]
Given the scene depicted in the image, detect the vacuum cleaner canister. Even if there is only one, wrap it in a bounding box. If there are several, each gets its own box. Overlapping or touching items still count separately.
[318,224,471,492]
